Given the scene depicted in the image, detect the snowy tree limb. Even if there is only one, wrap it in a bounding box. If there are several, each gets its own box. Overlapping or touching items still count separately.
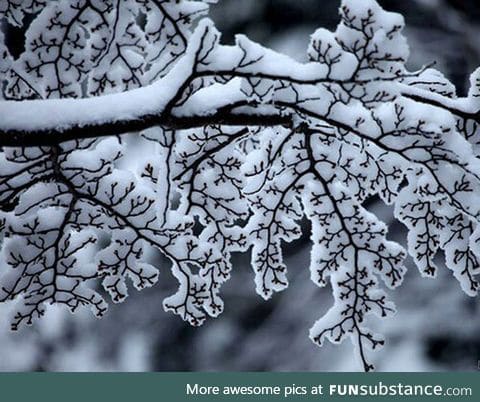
[1,0,480,372]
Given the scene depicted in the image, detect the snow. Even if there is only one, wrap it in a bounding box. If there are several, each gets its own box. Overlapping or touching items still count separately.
[0,19,212,134]
[400,83,479,114]
[1,0,480,373]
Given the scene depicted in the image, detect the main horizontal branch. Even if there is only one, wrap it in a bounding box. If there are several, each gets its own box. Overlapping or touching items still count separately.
[0,16,478,148]
[1,92,478,148]
[0,111,292,147]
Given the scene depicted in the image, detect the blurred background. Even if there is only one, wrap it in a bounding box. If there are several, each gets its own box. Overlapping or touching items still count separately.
[0,0,479,371]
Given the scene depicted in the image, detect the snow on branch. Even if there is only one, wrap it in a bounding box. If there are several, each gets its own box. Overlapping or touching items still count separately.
[1,0,480,371]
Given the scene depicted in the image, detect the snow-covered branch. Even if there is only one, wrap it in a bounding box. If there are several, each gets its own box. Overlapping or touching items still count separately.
[1,0,480,372]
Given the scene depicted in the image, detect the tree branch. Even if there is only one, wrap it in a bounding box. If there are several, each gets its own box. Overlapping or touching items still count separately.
[0,111,292,147]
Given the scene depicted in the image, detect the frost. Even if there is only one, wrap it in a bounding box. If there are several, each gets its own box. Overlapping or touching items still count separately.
[1,0,480,371]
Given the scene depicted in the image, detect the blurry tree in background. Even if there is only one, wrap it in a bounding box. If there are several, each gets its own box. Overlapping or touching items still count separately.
[0,0,479,371]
